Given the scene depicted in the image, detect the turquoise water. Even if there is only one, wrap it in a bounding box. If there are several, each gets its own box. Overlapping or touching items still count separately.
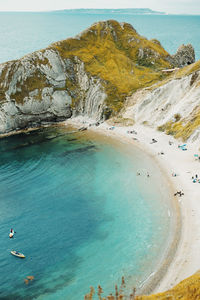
[0,12,200,63]
[0,126,172,299]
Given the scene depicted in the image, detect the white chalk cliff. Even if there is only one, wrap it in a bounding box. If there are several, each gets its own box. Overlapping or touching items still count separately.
[123,67,200,142]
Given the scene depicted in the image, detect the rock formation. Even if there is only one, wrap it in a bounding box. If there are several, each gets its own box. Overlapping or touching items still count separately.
[168,44,195,67]
[0,20,174,134]
[0,20,198,137]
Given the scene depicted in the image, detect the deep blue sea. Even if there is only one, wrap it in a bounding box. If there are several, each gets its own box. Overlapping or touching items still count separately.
[0,12,199,63]
[0,126,172,299]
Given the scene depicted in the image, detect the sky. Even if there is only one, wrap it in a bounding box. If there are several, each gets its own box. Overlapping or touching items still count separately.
[0,0,199,14]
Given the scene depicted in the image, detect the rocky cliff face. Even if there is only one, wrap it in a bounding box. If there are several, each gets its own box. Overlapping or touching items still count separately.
[168,44,195,67]
[0,19,197,134]
[123,61,200,142]
[0,50,106,133]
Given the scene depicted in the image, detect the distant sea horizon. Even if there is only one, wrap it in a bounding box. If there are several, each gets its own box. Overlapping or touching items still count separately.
[1,8,200,15]
[0,9,199,64]
[0,8,165,14]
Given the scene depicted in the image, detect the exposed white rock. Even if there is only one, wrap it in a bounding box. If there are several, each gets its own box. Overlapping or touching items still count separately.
[123,71,200,142]
[0,48,108,133]
[74,58,107,120]
[50,90,72,117]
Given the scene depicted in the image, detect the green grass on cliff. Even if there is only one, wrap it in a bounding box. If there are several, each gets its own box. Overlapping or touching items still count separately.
[158,110,200,141]
[51,20,172,114]
[149,59,200,92]
[175,60,200,78]
[135,271,200,300]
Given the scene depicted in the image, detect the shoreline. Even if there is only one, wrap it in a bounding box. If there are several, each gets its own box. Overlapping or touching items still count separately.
[64,117,200,295]
[1,119,199,295]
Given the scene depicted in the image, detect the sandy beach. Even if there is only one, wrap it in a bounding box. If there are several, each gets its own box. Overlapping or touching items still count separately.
[65,116,200,294]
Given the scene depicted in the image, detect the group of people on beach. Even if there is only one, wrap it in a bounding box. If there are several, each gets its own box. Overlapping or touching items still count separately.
[192,174,200,183]
[174,191,184,197]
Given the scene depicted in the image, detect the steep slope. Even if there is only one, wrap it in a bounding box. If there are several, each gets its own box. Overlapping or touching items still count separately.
[135,271,200,300]
[0,20,176,134]
[123,60,200,142]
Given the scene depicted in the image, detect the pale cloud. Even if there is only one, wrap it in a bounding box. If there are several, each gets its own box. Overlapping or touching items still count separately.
[0,0,199,14]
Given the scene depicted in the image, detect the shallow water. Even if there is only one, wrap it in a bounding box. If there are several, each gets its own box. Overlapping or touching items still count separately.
[0,126,172,299]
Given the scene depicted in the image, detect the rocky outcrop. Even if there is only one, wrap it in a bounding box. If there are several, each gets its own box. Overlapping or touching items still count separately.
[0,50,106,133]
[168,44,195,67]
[0,20,197,134]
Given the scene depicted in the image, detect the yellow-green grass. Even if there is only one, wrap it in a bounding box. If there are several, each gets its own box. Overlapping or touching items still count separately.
[158,110,200,141]
[175,60,200,78]
[51,20,172,114]
[135,271,200,300]
[150,60,200,92]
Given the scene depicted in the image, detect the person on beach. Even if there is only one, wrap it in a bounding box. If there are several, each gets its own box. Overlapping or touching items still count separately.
[150,138,157,144]
[147,172,150,177]
[174,191,184,197]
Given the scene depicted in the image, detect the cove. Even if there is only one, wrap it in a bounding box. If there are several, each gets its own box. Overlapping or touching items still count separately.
[0,126,173,299]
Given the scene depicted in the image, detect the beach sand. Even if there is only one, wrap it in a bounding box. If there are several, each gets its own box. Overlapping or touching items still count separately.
[64,116,200,294]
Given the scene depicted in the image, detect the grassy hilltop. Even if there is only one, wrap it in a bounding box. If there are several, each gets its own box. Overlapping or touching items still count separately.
[51,20,172,113]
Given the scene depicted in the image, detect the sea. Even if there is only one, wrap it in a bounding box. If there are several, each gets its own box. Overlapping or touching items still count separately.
[0,10,197,299]
[0,11,199,64]
[0,126,173,299]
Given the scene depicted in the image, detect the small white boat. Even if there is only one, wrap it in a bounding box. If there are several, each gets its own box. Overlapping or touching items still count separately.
[11,251,25,258]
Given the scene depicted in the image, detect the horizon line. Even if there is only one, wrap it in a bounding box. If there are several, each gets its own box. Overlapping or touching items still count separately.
[0,8,199,15]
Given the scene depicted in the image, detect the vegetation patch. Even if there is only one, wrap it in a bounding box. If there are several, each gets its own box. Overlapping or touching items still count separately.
[175,60,200,78]
[158,110,200,141]
[136,271,200,300]
[51,20,172,115]
[11,70,50,104]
